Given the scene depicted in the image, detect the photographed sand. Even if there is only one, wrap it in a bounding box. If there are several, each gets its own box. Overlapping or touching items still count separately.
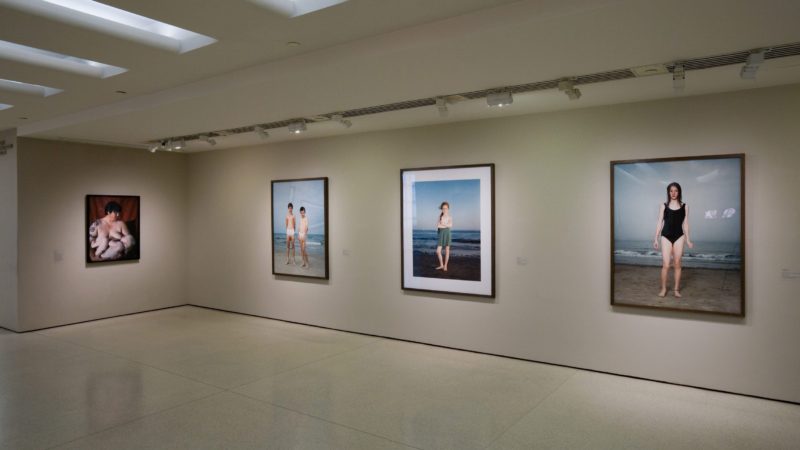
[614,264,742,314]
[412,252,481,281]
[273,250,326,278]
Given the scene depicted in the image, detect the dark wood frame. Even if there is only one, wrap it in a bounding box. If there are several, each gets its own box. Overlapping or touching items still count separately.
[270,177,329,280]
[610,153,745,316]
[400,163,495,298]
[85,194,141,264]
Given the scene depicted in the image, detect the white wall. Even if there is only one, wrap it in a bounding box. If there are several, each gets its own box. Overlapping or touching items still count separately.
[0,129,18,331]
[16,139,188,331]
[187,85,800,403]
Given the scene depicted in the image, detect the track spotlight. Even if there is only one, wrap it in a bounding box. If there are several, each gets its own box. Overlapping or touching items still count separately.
[435,97,449,117]
[173,138,185,150]
[148,143,160,153]
[558,80,581,100]
[486,91,513,107]
[673,64,686,92]
[254,125,270,139]
[199,134,217,146]
[331,114,352,128]
[740,49,766,80]
[288,121,307,134]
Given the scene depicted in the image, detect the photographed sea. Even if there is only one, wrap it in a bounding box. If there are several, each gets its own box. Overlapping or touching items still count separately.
[413,230,481,257]
[614,240,741,270]
[412,230,481,281]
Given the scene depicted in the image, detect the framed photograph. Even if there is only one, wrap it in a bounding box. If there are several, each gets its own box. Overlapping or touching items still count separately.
[271,177,329,279]
[611,154,744,316]
[86,195,140,263]
[401,164,495,297]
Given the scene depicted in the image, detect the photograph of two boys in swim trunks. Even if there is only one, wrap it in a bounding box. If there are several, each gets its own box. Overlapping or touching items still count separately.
[271,177,329,279]
[611,154,744,316]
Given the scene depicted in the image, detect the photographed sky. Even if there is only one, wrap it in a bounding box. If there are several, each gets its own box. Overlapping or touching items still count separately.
[412,179,480,230]
[614,158,741,242]
[272,179,325,234]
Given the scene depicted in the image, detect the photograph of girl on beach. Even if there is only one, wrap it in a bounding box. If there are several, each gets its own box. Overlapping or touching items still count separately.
[611,155,744,315]
[402,164,494,297]
[271,178,328,279]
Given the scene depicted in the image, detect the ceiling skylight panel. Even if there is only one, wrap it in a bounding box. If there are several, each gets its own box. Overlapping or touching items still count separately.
[0,40,127,78]
[0,0,216,53]
[248,0,349,18]
[0,79,63,97]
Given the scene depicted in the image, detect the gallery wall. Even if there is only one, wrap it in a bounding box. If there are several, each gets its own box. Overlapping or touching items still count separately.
[0,129,17,330]
[15,139,189,331]
[186,85,800,403]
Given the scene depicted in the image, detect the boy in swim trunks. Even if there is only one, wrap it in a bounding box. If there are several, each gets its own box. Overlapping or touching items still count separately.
[298,206,309,268]
[285,203,296,265]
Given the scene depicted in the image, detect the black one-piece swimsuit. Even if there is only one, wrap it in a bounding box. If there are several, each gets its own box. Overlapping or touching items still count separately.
[661,203,685,244]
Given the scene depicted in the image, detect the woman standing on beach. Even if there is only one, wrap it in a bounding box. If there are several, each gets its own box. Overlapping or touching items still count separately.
[435,201,452,271]
[653,182,694,297]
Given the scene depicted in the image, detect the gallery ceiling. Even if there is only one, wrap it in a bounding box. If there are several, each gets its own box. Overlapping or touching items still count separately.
[1,0,799,151]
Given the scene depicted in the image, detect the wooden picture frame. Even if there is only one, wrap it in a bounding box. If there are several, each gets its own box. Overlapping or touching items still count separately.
[610,154,745,316]
[401,164,495,298]
[271,177,329,280]
[86,195,140,264]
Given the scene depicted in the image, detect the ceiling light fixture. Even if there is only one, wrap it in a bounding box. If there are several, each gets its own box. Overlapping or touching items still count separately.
[0,78,62,97]
[740,49,766,80]
[331,114,352,128]
[173,138,185,150]
[1,0,216,54]
[148,143,160,153]
[199,134,217,146]
[254,125,270,139]
[150,42,800,152]
[558,80,581,100]
[248,0,349,18]
[0,103,13,111]
[435,97,449,117]
[486,91,512,107]
[288,121,307,134]
[0,40,127,78]
[673,64,686,92]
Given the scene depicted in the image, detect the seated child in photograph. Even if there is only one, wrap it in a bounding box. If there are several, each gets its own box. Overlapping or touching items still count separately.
[89,201,135,260]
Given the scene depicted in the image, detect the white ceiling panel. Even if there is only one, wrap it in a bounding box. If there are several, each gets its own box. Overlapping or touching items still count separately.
[0,0,798,150]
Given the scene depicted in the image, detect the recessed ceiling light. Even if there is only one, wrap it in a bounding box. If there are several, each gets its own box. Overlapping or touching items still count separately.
[2,0,217,54]
[0,40,127,78]
[248,0,348,18]
[0,78,62,97]
[115,90,127,94]
[18,116,28,119]
[0,104,13,111]
[0,78,63,97]
[286,41,301,47]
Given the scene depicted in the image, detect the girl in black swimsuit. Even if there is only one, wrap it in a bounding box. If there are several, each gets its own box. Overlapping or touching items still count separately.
[653,182,694,298]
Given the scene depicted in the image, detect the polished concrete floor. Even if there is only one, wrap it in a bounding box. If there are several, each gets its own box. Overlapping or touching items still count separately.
[2,306,799,449]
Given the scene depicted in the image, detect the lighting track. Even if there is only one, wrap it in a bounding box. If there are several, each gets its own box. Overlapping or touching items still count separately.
[151,41,800,148]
